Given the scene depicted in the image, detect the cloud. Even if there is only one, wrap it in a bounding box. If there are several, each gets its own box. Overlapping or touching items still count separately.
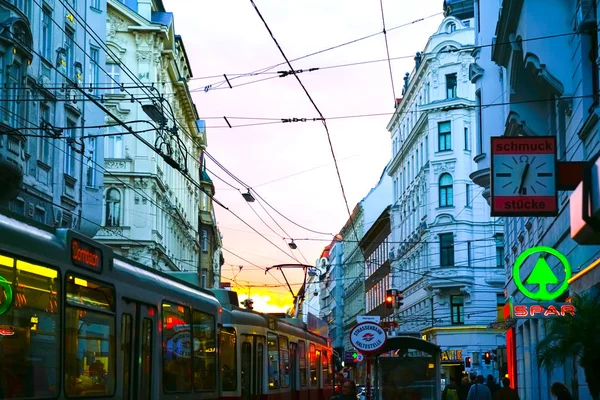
[238,292,293,313]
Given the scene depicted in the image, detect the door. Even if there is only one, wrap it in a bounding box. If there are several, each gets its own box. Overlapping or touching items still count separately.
[290,343,298,400]
[120,299,156,400]
[241,339,253,400]
[255,336,265,400]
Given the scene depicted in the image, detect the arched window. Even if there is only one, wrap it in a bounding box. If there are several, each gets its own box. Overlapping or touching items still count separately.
[447,22,456,33]
[105,188,121,226]
[439,174,453,207]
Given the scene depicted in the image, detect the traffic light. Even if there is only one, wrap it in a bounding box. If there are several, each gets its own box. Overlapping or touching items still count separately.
[352,352,358,363]
[386,289,396,309]
[465,356,471,368]
[483,351,491,364]
[396,291,404,309]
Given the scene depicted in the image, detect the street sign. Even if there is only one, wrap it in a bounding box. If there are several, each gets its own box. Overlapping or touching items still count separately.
[344,351,355,363]
[357,315,381,324]
[513,246,571,301]
[357,353,364,362]
[349,322,387,354]
[490,136,558,216]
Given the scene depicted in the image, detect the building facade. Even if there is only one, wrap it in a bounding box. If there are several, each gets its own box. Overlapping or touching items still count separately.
[470,0,600,398]
[387,5,505,381]
[96,0,219,280]
[321,236,344,370]
[198,165,224,288]
[0,0,107,236]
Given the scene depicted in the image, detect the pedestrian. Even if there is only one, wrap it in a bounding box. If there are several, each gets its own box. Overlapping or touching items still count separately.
[331,380,359,400]
[550,382,574,400]
[467,375,492,400]
[494,378,519,400]
[486,375,499,396]
[459,376,471,400]
[443,377,460,400]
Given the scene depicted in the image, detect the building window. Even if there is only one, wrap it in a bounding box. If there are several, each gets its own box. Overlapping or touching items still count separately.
[86,137,96,186]
[496,243,505,268]
[590,29,599,107]
[202,230,208,252]
[201,269,207,288]
[38,104,52,165]
[466,184,471,207]
[438,121,451,151]
[463,20,470,27]
[106,125,123,158]
[105,188,121,227]
[65,27,75,77]
[439,173,453,207]
[464,127,470,150]
[107,63,121,94]
[91,0,100,9]
[450,295,464,325]
[42,8,52,60]
[34,207,46,224]
[475,90,483,154]
[445,73,457,98]
[447,22,456,33]
[90,47,100,94]
[64,120,77,176]
[440,233,454,267]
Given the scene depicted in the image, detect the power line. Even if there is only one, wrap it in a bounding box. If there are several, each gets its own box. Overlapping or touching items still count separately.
[379,0,397,104]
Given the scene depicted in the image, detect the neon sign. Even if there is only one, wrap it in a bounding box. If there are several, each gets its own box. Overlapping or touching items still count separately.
[513,246,571,301]
[0,276,13,315]
[71,239,102,271]
[513,304,575,319]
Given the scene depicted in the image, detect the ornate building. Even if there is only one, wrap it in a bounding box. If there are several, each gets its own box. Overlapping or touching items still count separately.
[96,0,222,284]
[386,4,504,381]
[0,0,107,236]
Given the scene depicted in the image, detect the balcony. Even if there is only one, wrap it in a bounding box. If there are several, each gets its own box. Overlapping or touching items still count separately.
[427,266,475,289]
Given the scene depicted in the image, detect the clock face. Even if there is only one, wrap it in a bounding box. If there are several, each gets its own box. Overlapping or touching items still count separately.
[493,154,556,197]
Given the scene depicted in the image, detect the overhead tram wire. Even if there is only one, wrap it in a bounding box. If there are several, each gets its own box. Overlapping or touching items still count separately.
[190,28,599,94]
[202,151,334,236]
[15,38,303,284]
[379,0,397,104]
[194,11,443,90]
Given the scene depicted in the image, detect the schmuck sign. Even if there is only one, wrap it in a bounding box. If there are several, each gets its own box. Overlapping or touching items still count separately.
[349,322,387,354]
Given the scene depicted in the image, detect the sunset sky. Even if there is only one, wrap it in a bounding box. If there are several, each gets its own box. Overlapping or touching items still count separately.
[163,0,445,312]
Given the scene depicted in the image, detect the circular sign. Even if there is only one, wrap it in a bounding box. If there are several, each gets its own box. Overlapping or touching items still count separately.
[513,246,571,301]
[349,322,387,354]
[357,353,364,362]
[0,276,12,315]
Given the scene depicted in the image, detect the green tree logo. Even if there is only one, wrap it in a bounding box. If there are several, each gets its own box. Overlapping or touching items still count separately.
[513,246,571,301]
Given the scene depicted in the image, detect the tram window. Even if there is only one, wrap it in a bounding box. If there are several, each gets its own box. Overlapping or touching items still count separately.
[65,275,116,397]
[140,318,153,400]
[267,332,280,389]
[162,301,192,393]
[322,350,332,385]
[0,255,60,399]
[121,313,133,400]
[298,340,307,387]
[279,336,290,388]
[192,309,216,392]
[309,344,317,385]
[220,327,237,391]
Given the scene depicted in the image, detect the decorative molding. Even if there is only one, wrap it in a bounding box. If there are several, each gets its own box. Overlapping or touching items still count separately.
[461,60,469,82]
[136,50,152,62]
[105,160,127,169]
[504,111,538,137]
[523,53,564,95]
[468,62,484,83]
[432,161,456,174]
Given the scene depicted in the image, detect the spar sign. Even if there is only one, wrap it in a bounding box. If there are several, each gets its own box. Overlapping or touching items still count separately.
[349,322,387,355]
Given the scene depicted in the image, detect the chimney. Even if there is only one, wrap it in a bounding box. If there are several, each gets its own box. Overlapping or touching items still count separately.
[414,52,422,70]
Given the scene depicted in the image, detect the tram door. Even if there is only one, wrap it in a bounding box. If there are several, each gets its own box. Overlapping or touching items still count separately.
[241,335,264,400]
[120,299,156,400]
[290,343,298,399]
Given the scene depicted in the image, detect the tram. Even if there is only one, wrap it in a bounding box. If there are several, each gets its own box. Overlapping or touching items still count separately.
[0,211,333,400]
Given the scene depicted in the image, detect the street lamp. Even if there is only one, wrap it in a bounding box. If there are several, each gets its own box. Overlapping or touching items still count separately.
[288,240,297,250]
[142,103,168,126]
[242,189,255,202]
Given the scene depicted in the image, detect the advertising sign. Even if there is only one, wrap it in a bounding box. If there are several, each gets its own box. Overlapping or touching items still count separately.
[349,322,387,354]
[491,136,557,216]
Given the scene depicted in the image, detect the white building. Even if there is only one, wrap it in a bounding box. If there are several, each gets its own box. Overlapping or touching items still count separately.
[386,4,504,381]
[471,0,600,398]
[95,0,211,275]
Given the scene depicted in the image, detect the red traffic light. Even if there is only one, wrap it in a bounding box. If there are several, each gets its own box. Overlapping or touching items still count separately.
[386,296,394,303]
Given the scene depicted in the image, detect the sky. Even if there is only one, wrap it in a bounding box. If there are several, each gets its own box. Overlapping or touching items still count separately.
[162,0,445,313]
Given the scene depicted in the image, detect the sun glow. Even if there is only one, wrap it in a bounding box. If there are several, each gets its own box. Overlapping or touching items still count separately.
[237,292,293,313]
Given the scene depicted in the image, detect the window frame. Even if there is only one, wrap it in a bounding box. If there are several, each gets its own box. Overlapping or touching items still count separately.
[438,121,452,151]
[445,73,457,99]
[279,336,290,388]
[192,309,217,392]
[439,173,454,207]
[298,340,307,387]
[439,233,454,267]
[219,326,237,392]
[64,273,117,397]
[267,332,280,390]
[161,301,193,393]
[450,295,464,325]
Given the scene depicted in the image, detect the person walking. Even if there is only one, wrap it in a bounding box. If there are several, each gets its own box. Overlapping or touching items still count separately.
[485,375,499,397]
[494,378,519,400]
[443,377,460,400]
[550,382,574,400]
[467,375,492,400]
[458,376,471,400]
[332,380,359,400]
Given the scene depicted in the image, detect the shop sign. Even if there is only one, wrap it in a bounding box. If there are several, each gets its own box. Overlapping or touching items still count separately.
[441,350,463,361]
[349,322,387,354]
[513,303,575,319]
[513,246,571,301]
